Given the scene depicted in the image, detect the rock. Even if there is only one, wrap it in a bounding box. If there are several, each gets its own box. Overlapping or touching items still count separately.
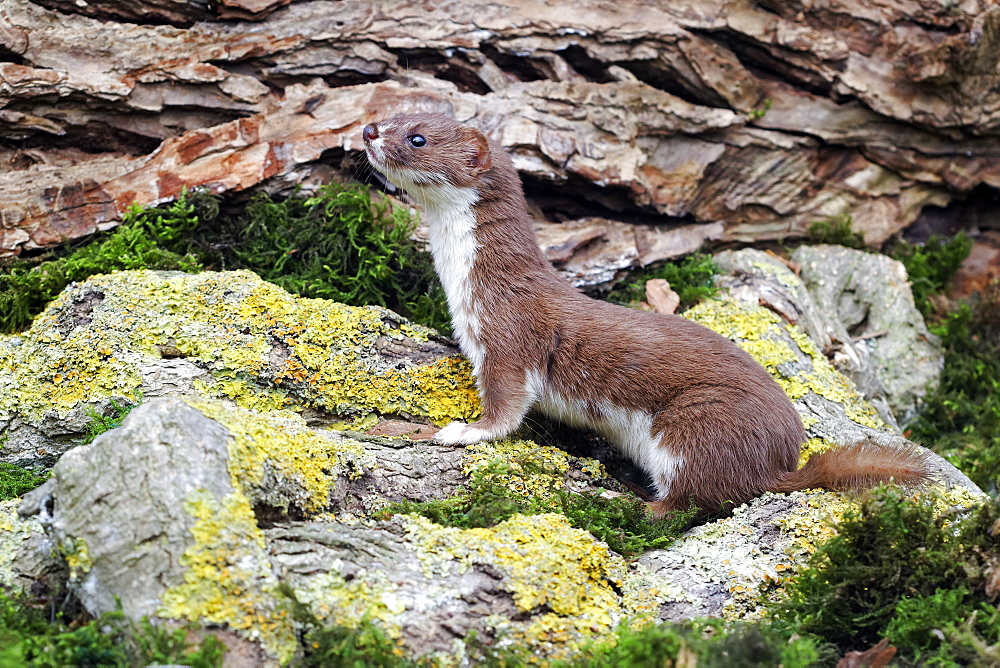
[18,400,240,622]
[714,247,945,427]
[791,246,944,425]
[641,491,844,622]
[0,270,479,469]
[534,217,725,290]
[0,497,62,597]
[0,268,983,665]
[16,397,629,663]
[949,230,1000,300]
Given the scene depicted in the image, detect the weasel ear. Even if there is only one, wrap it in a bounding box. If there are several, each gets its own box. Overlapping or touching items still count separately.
[462,128,493,174]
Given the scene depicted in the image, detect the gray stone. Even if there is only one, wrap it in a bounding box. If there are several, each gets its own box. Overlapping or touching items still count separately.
[714,246,944,427]
[792,245,944,425]
[19,398,235,620]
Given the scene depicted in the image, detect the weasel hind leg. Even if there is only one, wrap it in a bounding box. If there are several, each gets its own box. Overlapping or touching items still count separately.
[647,495,693,520]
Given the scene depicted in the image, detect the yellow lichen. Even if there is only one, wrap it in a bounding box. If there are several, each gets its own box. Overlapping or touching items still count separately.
[684,298,884,430]
[0,270,479,429]
[62,536,92,581]
[799,437,837,466]
[186,398,376,514]
[159,489,297,663]
[157,397,381,660]
[750,260,803,288]
[288,569,405,639]
[403,513,642,659]
[461,440,569,503]
[771,492,853,565]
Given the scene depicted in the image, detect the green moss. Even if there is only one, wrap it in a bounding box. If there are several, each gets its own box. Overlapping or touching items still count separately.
[299,620,417,668]
[885,588,1000,666]
[380,444,694,557]
[605,253,719,311]
[0,184,450,335]
[805,215,866,249]
[558,617,832,668]
[222,186,450,333]
[0,192,207,334]
[0,589,225,667]
[81,395,141,445]
[0,463,48,501]
[908,283,1000,494]
[884,232,973,315]
[769,488,999,660]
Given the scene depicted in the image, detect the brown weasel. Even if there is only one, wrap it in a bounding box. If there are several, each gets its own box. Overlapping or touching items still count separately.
[362,113,930,515]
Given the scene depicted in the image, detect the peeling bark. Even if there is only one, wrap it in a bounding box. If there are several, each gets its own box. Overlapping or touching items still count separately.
[1,0,997,267]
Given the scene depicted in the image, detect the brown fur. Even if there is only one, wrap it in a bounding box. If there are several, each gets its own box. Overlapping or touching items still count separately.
[363,113,931,514]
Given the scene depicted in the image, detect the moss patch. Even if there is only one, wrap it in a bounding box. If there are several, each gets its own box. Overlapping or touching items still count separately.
[0,194,206,334]
[0,463,49,501]
[0,587,226,668]
[770,488,1000,663]
[605,253,719,310]
[0,184,450,335]
[382,440,693,557]
[884,232,972,315]
[908,283,1000,495]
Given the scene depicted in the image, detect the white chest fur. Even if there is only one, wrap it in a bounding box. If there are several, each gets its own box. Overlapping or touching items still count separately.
[421,185,486,375]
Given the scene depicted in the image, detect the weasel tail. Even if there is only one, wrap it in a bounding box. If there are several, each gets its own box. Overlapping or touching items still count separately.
[767,439,932,494]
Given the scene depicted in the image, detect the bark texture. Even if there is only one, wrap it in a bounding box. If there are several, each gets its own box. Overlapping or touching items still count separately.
[1,0,998,277]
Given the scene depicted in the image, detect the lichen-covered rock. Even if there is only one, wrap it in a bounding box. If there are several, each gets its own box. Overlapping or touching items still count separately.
[0,270,480,468]
[639,483,984,623]
[15,397,633,663]
[0,267,983,665]
[268,513,683,663]
[714,246,944,427]
[0,497,61,596]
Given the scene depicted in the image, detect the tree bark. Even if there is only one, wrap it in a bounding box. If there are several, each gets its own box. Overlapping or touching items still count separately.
[2,0,997,273]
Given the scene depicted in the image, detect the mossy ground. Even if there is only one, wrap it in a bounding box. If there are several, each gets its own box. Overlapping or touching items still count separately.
[0,185,449,335]
[378,441,696,557]
[0,588,225,667]
[805,215,867,249]
[771,489,1000,665]
[0,463,49,501]
[604,253,718,310]
[907,282,1000,495]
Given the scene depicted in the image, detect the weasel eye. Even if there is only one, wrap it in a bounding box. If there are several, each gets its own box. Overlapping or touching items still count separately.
[408,134,427,148]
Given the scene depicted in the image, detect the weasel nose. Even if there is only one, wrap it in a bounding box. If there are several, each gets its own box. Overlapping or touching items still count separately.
[362,124,379,143]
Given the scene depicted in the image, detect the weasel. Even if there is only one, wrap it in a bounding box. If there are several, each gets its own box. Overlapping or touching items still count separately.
[362,113,930,515]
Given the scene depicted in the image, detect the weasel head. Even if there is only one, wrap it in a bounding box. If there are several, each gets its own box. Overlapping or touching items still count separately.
[362,113,493,204]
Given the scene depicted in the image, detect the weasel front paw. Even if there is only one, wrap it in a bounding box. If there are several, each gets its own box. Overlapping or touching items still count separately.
[435,421,493,445]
